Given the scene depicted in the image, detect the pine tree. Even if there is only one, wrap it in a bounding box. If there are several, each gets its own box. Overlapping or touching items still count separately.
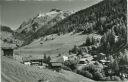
[99,25,104,34]
[43,54,47,63]
[106,42,111,55]
[91,37,95,45]
[123,53,128,64]
[47,56,51,65]
[120,49,128,65]
[72,45,79,54]
[113,59,119,75]
[86,37,92,46]
[109,29,115,46]
[44,54,47,59]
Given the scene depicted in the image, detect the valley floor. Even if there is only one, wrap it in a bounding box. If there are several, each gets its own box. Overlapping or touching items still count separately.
[15,32,101,57]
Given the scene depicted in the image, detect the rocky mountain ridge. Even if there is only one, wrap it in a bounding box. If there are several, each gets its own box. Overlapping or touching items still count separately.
[15,9,73,46]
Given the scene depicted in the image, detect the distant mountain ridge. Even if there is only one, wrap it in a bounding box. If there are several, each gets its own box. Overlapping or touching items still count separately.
[15,0,126,48]
[15,9,73,46]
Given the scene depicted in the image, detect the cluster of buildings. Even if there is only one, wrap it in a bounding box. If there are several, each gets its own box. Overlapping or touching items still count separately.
[1,43,128,79]
[0,43,99,71]
[0,42,111,69]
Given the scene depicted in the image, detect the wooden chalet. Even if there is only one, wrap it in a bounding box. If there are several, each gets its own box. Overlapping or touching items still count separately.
[22,56,44,66]
[50,57,63,71]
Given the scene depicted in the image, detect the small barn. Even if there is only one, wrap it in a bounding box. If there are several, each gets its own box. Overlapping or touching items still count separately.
[1,42,16,58]
[2,48,13,56]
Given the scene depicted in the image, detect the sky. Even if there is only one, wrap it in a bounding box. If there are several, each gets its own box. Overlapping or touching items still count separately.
[0,0,102,30]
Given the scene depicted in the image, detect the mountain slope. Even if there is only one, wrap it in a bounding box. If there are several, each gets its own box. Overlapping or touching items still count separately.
[0,26,23,47]
[47,0,126,35]
[15,32,101,56]
[15,9,73,46]
[16,0,127,56]
[44,0,127,56]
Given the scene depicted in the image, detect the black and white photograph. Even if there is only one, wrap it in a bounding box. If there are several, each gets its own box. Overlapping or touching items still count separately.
[0,0,128,82]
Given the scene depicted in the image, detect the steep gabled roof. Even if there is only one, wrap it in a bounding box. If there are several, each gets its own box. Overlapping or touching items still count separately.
[50,56,64,63]
[22,56,44,62]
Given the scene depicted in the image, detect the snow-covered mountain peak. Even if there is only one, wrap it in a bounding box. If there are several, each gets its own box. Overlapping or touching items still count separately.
[37,11,58,18]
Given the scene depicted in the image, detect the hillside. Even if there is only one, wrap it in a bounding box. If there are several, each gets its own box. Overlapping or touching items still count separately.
[1,0,127,81]
[47,0,126,35]
[1,56,94,82]
[45,0,127,56]
[15,32,101,57]
[15,9,73,46]
[15,0,127,47]
[16,0,127,56]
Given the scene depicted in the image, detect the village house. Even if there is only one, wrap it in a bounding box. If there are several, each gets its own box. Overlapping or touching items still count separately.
[62,55,68,61]
[76,58,88,71]
[22,56,44,66]
[68,54,77,60]
[31,59,44,66]
[93,53,110,66]
[22,57,32,65]
[50,57,64,72]
[78,58,88,65]
[77,55,94,66]
[82,53,94,61]
[96,53,111,66]
[77,53,93,67]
